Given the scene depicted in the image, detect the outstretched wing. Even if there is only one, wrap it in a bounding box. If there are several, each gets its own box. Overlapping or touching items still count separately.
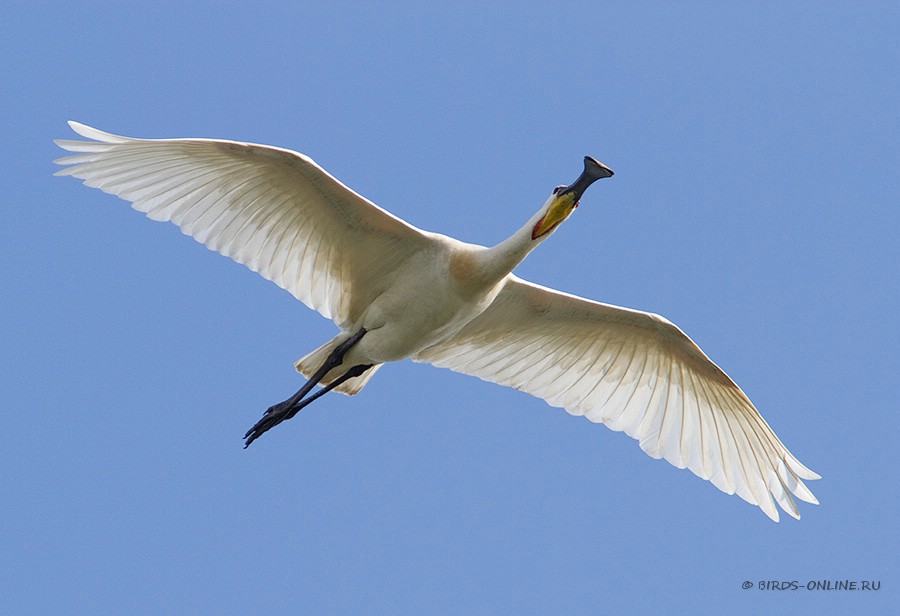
[415,275,819,521]
[55,122,431,327]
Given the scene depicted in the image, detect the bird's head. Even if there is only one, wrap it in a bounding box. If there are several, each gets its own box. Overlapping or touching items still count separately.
[532,156,614,240]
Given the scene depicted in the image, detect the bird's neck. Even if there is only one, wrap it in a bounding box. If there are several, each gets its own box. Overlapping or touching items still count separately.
[476,206,554,284]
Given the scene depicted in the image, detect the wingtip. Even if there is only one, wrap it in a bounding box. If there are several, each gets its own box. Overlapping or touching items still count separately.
[67,119,88,133]
[788,458,821,481]
[64,120,130,144]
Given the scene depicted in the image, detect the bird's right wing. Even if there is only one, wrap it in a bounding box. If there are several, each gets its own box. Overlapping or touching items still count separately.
[414,275,819,521]
[54,121,432,327]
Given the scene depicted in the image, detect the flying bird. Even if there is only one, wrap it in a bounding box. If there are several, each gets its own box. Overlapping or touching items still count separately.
[54,122,819,521]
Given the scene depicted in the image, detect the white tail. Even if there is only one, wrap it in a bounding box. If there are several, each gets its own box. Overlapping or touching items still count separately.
[294,340,382,395]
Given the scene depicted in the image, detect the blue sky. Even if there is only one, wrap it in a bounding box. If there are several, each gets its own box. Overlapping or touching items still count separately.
[3,2,898,614]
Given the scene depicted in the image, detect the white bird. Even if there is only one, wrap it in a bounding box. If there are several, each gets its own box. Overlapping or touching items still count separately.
[54,121,819,521]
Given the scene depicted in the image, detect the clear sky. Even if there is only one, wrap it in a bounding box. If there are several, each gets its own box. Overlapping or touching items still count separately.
[3,2,897,614]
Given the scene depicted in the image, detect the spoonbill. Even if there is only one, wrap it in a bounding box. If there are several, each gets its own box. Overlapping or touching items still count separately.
[54,122,818,521]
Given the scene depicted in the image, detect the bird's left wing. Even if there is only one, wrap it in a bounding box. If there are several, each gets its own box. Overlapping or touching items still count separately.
[54,122,432,327]
[414,275,819,521]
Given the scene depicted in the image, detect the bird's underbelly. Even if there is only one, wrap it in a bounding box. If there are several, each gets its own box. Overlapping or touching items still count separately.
[352,275,497,364]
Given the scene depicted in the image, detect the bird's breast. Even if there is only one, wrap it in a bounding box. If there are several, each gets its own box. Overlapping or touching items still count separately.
[354,247,500,363]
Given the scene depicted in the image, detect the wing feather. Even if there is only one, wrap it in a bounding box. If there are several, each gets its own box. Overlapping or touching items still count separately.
[54,121,431,326]
[415,275,819,520]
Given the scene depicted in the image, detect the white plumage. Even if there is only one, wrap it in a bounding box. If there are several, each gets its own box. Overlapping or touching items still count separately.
[54,121,819,521]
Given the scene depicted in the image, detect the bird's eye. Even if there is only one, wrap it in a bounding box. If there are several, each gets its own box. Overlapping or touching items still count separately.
[553,185,566,195]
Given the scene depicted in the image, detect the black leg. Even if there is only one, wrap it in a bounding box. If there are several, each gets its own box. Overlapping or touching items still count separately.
[281,363,373,418]
[243,329,367,447]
